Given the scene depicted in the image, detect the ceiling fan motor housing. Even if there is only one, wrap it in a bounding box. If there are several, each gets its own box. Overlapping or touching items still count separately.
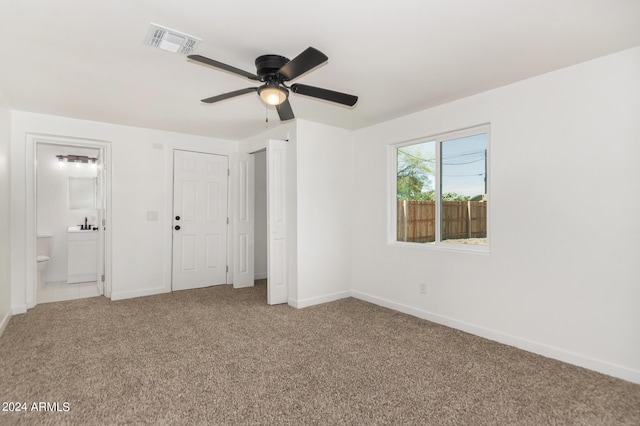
[255,55,290,80]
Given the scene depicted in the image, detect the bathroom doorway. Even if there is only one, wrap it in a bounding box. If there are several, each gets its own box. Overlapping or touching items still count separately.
[30,136,111,306]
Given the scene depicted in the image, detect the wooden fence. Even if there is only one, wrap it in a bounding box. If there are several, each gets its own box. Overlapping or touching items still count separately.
[397,200,487,242]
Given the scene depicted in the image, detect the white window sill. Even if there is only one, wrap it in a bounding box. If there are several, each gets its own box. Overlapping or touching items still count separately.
[389,240,491,254]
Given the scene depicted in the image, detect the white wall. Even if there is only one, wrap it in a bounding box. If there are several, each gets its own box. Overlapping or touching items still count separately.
[10,111,237,310]
[241,123,296,154]
[294,120,352,307]
[351,47,640,383]
[0,93,11,335]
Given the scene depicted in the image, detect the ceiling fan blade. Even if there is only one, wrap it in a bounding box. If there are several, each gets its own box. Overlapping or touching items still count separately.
[188,54,260,81]
[277,47,328,81]
[276,99,295,121]
[201,87,258,104]
[291,84,358,106]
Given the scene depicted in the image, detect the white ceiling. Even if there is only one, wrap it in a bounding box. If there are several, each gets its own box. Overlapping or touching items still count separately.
[1,0,639,141]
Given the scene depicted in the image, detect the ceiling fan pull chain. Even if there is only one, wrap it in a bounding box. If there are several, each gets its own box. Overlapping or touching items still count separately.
[265,105,269,127]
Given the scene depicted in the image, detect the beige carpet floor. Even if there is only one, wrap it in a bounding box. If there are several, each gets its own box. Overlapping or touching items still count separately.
[1,281,639,425]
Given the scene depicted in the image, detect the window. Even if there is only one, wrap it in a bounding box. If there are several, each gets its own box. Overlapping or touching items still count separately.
[393,125,489,250]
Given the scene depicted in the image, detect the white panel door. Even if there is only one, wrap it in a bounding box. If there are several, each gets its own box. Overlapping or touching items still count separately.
[267,140,288,305]
[233,153,255,288]
[172,150,228,291]
[95,148,106,296]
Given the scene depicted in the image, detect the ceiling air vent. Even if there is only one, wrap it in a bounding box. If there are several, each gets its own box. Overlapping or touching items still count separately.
[144,23,201,55]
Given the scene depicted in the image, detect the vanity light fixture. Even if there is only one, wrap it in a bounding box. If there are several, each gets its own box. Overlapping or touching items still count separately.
[56,155,98,165]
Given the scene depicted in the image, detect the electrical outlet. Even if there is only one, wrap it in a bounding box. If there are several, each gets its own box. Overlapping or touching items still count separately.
[419,282,427,295]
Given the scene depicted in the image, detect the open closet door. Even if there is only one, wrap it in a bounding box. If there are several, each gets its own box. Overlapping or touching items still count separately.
[233,153,255,288]
[267,139,289,305]
[95,148,106,296]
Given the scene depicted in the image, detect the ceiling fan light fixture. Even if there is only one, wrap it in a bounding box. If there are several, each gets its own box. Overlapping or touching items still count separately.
[259,85,288,106]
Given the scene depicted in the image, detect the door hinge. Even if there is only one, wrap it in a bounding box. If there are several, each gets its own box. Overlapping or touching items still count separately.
[228,169,230,176]
[101,274,105,282]
[227,217,229,224]
[226,265,229,273]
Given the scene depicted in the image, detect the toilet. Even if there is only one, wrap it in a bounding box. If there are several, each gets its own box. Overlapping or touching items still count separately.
[36,234,53,286]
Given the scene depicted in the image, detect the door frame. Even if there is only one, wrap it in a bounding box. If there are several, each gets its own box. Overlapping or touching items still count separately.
[25,133,113,309]
[235,139,291,304]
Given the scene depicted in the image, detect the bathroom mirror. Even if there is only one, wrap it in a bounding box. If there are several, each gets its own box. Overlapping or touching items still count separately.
[68,177,96,210]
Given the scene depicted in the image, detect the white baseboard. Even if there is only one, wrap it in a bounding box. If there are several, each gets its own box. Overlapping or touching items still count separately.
[351,290,640,385]
[11,304,27,315]
[289,290,351,309]
[0,309,11,337]
[38,280,100,304]
[110,286,168,301]
[233,281,254,289]
[254,273,267,280]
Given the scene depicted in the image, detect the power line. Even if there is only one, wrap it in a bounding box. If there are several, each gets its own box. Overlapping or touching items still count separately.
[398,149,485,164]
[442,158,485,166]
[442,173,485,177]
[442,150,485,159]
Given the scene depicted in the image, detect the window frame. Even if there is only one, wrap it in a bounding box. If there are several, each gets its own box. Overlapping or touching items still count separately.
[388,124,491,253]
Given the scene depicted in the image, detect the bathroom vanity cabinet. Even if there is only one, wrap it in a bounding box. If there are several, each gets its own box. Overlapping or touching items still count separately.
[67,228,98,283]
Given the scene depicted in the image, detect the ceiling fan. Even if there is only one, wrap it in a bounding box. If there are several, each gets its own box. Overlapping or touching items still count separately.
[187,47,358,121]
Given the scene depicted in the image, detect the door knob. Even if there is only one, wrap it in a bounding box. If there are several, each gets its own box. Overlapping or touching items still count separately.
[175,216,180,221]
[174,225,180,230]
